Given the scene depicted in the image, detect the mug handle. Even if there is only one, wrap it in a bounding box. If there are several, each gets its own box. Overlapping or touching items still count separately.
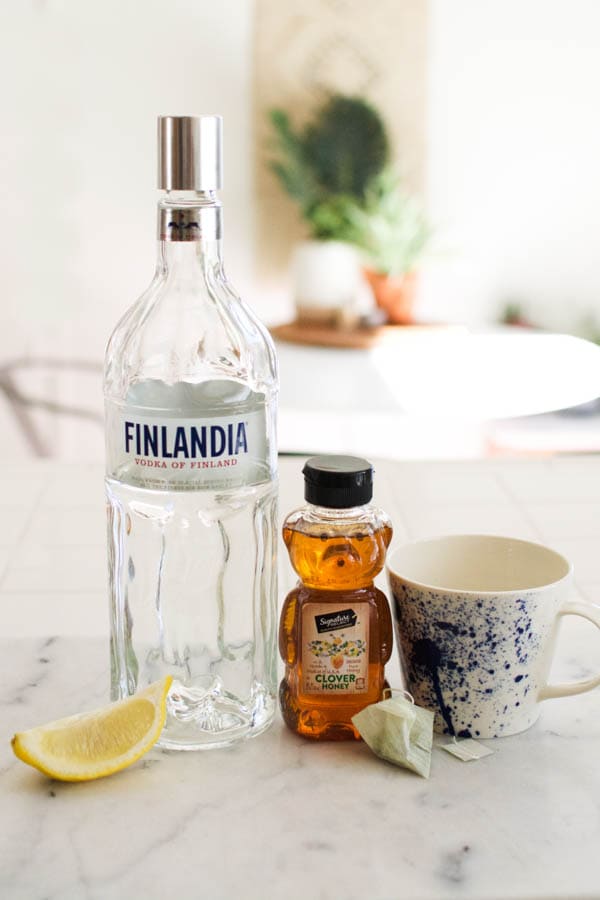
[539,601,600,700]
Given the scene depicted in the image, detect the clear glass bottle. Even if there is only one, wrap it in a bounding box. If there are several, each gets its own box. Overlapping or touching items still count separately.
[279,456,393,740]
[104,116,278,750]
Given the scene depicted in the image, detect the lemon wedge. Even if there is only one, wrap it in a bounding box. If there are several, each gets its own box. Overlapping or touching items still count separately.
[11,676,172,782]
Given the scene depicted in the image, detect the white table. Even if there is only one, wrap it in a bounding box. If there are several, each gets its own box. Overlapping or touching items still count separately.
[276,330,600,458]
[2,457,600,899]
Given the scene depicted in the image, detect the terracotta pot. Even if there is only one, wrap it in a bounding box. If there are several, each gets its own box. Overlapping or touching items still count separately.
[364,269,417,325]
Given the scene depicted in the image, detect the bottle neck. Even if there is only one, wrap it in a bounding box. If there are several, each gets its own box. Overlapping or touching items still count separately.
[156,190,223,274]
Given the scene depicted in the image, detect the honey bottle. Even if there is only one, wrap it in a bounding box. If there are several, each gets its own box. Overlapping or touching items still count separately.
[279,456,393,740]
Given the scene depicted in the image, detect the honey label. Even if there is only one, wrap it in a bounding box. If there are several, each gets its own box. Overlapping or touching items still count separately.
[301,602,370,695]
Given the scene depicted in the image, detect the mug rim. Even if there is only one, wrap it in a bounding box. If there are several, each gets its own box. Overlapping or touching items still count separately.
[386,533,573,596]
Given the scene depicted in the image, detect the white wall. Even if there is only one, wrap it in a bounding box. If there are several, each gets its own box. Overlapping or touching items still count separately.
[423,0,600,331]
[0,0,255,366]
[0,0,254,457]
[4,0,600,353]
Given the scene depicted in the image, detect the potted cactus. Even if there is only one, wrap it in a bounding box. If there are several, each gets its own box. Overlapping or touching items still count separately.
[269,94,389,325]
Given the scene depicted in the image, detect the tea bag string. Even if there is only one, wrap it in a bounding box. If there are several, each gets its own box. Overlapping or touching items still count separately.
[383,686,415,704]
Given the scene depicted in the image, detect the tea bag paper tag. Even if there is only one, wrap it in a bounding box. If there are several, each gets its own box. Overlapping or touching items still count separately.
[442,738,494,762]
[352,695,434,779]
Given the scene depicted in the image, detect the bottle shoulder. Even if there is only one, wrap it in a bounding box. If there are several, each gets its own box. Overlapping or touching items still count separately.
[104,268,277,404]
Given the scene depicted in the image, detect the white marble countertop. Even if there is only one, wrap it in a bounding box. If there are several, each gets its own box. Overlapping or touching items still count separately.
[2,457,600,900]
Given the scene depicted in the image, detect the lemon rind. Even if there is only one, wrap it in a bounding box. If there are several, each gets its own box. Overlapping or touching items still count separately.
[11,676,172,782]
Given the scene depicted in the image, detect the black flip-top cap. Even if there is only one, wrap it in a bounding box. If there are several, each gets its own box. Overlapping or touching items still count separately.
[302,455,374,508]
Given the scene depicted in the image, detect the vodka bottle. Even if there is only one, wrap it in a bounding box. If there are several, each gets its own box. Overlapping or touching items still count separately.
[104,116,278,750]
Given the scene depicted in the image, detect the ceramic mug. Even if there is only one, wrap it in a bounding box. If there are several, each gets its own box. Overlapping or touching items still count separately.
[387,534,600,738]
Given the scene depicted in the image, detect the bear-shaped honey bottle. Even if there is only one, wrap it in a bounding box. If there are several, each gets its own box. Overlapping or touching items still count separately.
[279,456,393,740]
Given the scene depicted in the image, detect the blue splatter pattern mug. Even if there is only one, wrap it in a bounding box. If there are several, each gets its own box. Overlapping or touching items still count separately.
[387,535,600,738]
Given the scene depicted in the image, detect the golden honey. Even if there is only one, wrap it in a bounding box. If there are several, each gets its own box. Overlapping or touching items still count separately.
[278,456,393,740]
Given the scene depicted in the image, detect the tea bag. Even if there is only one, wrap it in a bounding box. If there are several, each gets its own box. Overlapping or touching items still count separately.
[352,695,434,778]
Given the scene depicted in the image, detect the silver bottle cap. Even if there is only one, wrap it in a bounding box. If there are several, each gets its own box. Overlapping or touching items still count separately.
[157,115,222,191]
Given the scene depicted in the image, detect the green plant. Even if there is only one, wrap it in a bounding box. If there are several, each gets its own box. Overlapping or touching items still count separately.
[269,95,389,240]
[577,314,600,344]
[500,302,534,328]
[347,169,431,276]
[268,95,431,274]
[302,95,389,197]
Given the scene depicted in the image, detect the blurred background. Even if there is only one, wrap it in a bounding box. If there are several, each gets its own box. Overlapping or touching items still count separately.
[2,0,600,460]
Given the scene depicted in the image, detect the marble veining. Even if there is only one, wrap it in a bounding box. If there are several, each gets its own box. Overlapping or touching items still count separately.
[1,458,600,899]
[2,633,600,900]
